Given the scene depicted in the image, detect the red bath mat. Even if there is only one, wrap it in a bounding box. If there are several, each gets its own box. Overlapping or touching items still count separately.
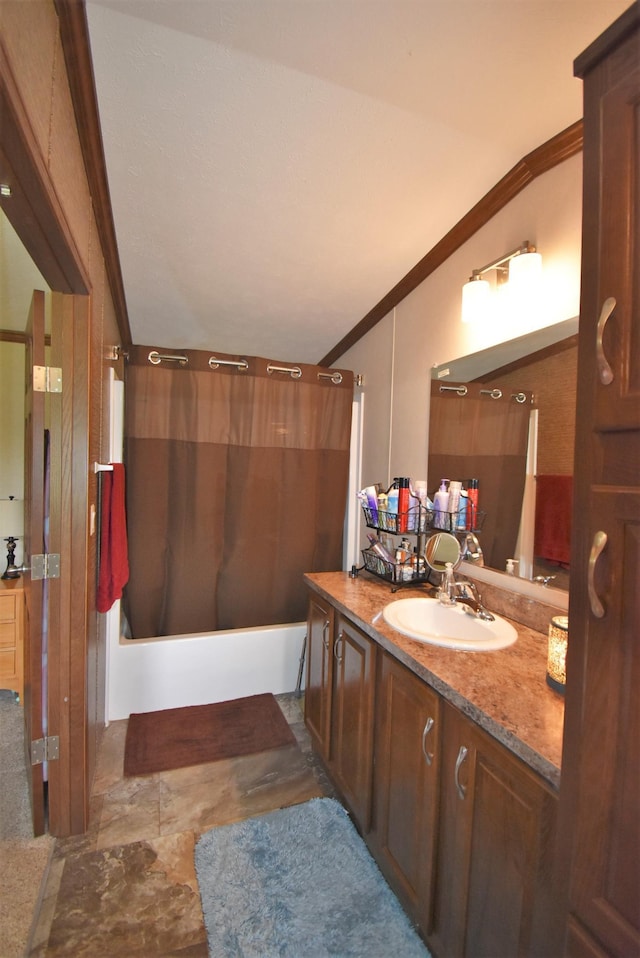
[123,693,296,776]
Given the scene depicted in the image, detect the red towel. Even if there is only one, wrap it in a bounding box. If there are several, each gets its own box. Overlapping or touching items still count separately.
[97,464,129,613]
[534,475,572,567]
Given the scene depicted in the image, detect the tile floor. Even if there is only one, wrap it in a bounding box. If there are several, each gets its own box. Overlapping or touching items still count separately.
[28,694,335,957]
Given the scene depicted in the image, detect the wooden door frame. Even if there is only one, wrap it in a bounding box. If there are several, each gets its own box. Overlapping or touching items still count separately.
[1,39,92,835]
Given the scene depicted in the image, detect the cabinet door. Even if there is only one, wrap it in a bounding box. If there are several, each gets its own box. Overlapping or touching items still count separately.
[330,615,376,832]
[431,703,558,958]
[304,594,334,759]
[372,652,440,933]
[562,11,640,957]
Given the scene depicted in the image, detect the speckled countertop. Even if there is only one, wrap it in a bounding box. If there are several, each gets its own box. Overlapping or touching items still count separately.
[304,571,565,791]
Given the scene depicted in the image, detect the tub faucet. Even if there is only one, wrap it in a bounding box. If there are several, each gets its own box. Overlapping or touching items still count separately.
[451,579,495,621]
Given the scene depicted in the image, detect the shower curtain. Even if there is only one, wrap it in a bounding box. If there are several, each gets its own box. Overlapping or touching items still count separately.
[123,346,354,639]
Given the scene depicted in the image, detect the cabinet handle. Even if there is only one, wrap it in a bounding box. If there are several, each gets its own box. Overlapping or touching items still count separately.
[454,745,468,800]
[421,716,435,766]
[588,530,608,619]
[596,297,615,385]
[334,631,344,663]
[322,618,330,651]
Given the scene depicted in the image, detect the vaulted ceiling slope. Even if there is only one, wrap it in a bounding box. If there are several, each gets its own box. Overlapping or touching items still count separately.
[85,0,629,364]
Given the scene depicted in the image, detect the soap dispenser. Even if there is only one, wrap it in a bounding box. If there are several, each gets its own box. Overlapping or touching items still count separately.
[439,561,456,605]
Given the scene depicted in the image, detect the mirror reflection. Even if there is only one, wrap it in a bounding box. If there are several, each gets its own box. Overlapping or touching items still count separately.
[429,320,578,591]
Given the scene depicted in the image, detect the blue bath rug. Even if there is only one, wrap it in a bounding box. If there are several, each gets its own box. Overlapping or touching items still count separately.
[195,797,431,958]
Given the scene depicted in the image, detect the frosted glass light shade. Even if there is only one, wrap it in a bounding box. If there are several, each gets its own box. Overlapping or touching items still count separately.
[461,278,491,324]
[508,250,542,291]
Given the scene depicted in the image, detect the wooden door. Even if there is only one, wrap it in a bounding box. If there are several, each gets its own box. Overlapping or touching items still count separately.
[329,615,375,831]
[22,289,47,836]
[304,593,334,759]
[371,652,440,933]
[559,10,640,955]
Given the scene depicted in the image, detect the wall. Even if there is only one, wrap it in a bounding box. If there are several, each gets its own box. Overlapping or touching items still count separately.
[339,154,582,554]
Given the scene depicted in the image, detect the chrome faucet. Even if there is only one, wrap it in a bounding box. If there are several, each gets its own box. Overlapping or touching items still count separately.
[450,578,495,621]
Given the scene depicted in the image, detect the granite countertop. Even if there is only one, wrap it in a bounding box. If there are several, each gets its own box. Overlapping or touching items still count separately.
[304,570,565,791]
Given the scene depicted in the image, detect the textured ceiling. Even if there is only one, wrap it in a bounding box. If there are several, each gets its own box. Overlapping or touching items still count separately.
[82,0,628,364]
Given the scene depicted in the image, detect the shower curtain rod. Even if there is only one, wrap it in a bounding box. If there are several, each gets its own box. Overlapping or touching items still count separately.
[439,383,529,403]
[144,350,346,384]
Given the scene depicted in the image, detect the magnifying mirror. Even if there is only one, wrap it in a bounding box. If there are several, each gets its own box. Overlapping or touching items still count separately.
[424,532,462,574]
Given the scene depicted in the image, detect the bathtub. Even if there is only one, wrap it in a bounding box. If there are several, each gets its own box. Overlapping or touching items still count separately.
[106,604,306,721]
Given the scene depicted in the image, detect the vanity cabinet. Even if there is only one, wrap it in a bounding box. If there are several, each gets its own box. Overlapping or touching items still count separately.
[430,701,558,958]
[328,614,376,832]
[305,592,334,756]
[557,8,640,957]
[304,599,376,832]
[369,652,440,934]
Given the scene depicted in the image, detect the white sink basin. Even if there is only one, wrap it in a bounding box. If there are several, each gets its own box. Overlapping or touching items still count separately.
[382,597,517,651]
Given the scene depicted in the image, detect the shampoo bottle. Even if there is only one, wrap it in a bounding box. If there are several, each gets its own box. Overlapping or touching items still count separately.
[467,478,479,529]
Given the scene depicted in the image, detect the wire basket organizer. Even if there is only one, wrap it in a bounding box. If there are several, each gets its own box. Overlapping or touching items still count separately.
[360,502,485,535]
[361,547,429,585]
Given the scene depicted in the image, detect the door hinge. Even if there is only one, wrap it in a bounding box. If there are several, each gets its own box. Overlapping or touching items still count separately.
[31,553,61,580]
[33,365,62,393]
[31,736,60,765]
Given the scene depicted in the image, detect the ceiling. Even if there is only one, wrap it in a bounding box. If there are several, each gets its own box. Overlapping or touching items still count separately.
[2,2,630,361]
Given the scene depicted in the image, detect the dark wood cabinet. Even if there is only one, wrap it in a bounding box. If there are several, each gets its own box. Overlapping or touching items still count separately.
[431,702,558,958]
[329,614,376,831]
[305,597,376,832]
[304,592,334,757]
[558,8,640,956]
[370,652,440,934]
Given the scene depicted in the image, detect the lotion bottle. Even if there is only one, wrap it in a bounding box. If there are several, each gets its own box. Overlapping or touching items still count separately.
[434,479,450,529]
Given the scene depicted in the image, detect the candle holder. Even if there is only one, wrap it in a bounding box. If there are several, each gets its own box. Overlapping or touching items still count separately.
[546,615,568,694]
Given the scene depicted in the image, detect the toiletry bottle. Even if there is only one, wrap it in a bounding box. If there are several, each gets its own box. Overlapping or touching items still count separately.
[434,479,450,530]
[448,481,462,531]
[387,482,399,522]
[397,477,410,533]
[467,478,479,529]
[457,488,469,530]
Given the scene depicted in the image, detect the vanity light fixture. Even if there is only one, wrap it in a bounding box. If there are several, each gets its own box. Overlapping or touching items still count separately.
[546,614,568,694]
[461,240,542,323]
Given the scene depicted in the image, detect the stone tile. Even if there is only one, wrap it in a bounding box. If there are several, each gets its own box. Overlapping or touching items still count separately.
[43,832,206,957]
[95,778,161,850]
[91,720,128,795]
[274,691,305,724]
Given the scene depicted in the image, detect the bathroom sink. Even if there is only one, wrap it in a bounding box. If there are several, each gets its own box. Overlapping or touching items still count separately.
[382,597,517,651]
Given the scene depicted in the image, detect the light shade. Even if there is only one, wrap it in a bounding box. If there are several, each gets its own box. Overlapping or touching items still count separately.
[461,277,491,324]
[508,249,542,291]
[0,497,24,539]
[546,615,568,694]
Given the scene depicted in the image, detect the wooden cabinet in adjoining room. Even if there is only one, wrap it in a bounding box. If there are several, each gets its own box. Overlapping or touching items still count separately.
[557,7,640,957]
[430,702,558,958]
[369,652,441,936]
[0,579,24,703]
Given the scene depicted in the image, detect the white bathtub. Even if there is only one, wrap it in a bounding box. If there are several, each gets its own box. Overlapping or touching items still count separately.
[106,605,306,721]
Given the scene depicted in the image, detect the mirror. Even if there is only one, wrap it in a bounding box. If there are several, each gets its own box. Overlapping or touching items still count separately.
[424,532,461,573]
[429,318,578,592]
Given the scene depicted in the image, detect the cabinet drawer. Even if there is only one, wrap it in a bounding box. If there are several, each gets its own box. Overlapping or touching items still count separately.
[0,648,17,677]
[0,593,17,622]
[0,621,17,649]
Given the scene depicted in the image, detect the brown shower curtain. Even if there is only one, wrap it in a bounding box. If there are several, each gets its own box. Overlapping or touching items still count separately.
[123,346,353,639]
[428,381,533,571]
